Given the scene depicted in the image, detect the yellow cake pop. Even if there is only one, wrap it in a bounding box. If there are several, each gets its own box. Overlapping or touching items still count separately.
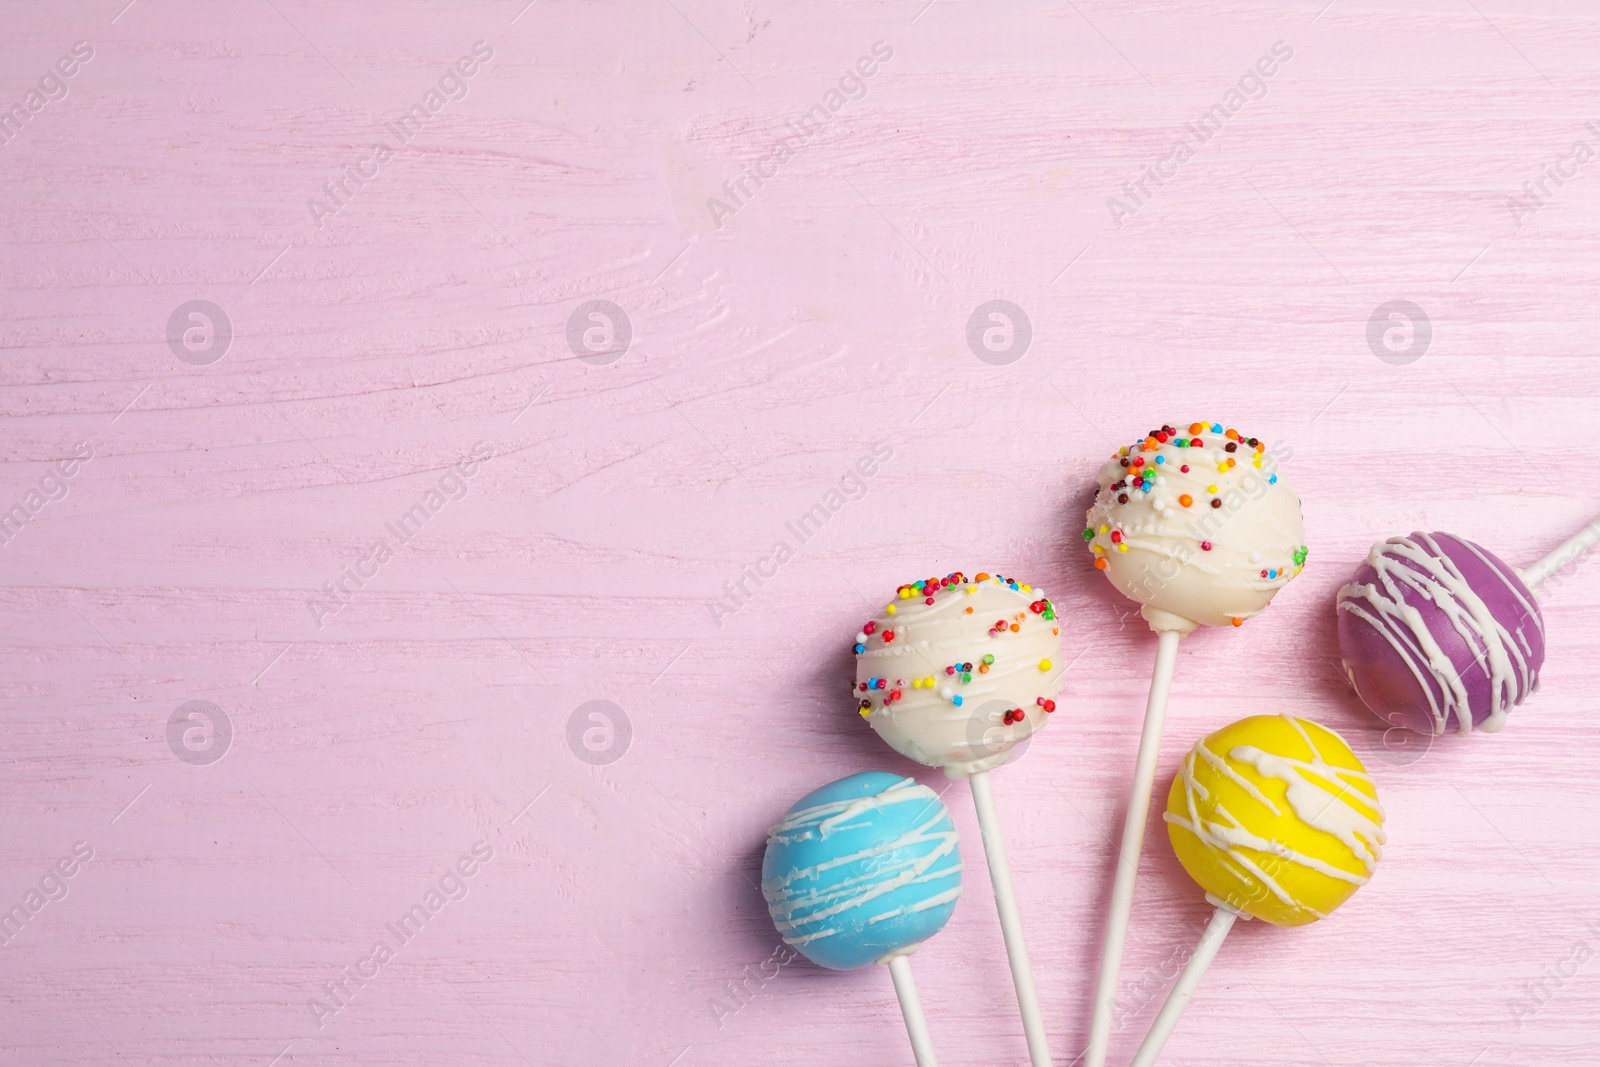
[1164,713,1386,927]
[1127,715,1387,1067]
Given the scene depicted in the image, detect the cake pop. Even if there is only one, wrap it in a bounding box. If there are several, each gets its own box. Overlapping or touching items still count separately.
[763,771,963,1066]
[1337,531,1545,735]
[1082,422,1307,1067]
[1083,422,1307,631]
[853,571,1063,1067]
[1129,714,1385,1067]
[855,571,1065,778]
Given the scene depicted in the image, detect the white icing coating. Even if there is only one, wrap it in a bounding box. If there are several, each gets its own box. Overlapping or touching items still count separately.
[764,777,963,938]
[855,574,1064,778]
[1084,424,1306,629]
[1165,716,1385,922]
[1336,532,1543,734]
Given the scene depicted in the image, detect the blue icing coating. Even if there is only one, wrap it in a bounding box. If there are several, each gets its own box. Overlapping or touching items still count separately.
[761,771,962,970]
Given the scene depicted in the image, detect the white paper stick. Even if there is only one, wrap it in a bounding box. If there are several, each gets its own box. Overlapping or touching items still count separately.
[1520,514,1600,589]
[968,768,1050,1067]
[885,952,938,1067]
[1085,626,1183,1067]
[1129,904,1239,1067]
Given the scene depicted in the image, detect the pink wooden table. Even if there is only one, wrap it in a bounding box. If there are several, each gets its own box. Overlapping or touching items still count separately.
[3,0,1599,1063]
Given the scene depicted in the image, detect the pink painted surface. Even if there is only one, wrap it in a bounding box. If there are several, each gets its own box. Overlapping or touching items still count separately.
[3,1,1599,1064]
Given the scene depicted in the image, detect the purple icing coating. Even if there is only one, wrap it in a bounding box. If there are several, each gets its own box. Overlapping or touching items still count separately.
[1336,531,1544,735]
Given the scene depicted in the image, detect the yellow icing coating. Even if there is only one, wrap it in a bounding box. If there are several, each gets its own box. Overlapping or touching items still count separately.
[1164,714,1385,927]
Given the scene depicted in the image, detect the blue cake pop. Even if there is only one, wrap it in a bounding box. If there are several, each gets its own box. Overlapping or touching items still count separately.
[762,771,963,970]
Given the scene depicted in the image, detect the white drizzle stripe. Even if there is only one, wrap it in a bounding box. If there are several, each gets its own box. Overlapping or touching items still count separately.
[1340,599,1452,728]
[769,777,932,841]
[866,885,965,924]
[764,778,963,947]
[1456,535,1542,623]
[1337,532,1542,733]
[1167,762,1308,914]
[1194,739,1280,816]
[767,841,958,937]
[1164,715,1386,920]
[1228,747,1382,873]
[766,818,958,933]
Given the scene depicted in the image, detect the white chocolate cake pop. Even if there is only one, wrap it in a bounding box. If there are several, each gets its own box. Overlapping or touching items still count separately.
[1083,421,1307,630]
[854,571,1065,778]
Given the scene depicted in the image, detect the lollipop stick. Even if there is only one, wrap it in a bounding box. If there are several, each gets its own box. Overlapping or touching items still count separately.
[1128,904,1238,1067]
[1520,514,1600,589]
[968,768,1051,1067]
[885,952,939,1067]
[1085,626,1183,1067]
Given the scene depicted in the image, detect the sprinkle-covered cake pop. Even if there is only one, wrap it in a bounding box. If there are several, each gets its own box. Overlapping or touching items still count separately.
[854,572,1065,778]
[1083,422,1307,630]
[762,771,963,970]
[1337,531,1545,735]
[1165,714,1385,926]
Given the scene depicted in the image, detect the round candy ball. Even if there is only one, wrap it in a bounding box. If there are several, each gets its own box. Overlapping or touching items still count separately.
[1337,531,1545,735]
[1084,422,1307,630]
[853,572,1064,778]
[1165,714,1385,927]
[762,771,963,970]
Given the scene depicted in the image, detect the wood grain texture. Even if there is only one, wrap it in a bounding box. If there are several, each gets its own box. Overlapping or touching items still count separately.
[3,0,1599,1064]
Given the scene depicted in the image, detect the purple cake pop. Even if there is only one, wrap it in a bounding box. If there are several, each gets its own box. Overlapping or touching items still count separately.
[1336,532,1545,735]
